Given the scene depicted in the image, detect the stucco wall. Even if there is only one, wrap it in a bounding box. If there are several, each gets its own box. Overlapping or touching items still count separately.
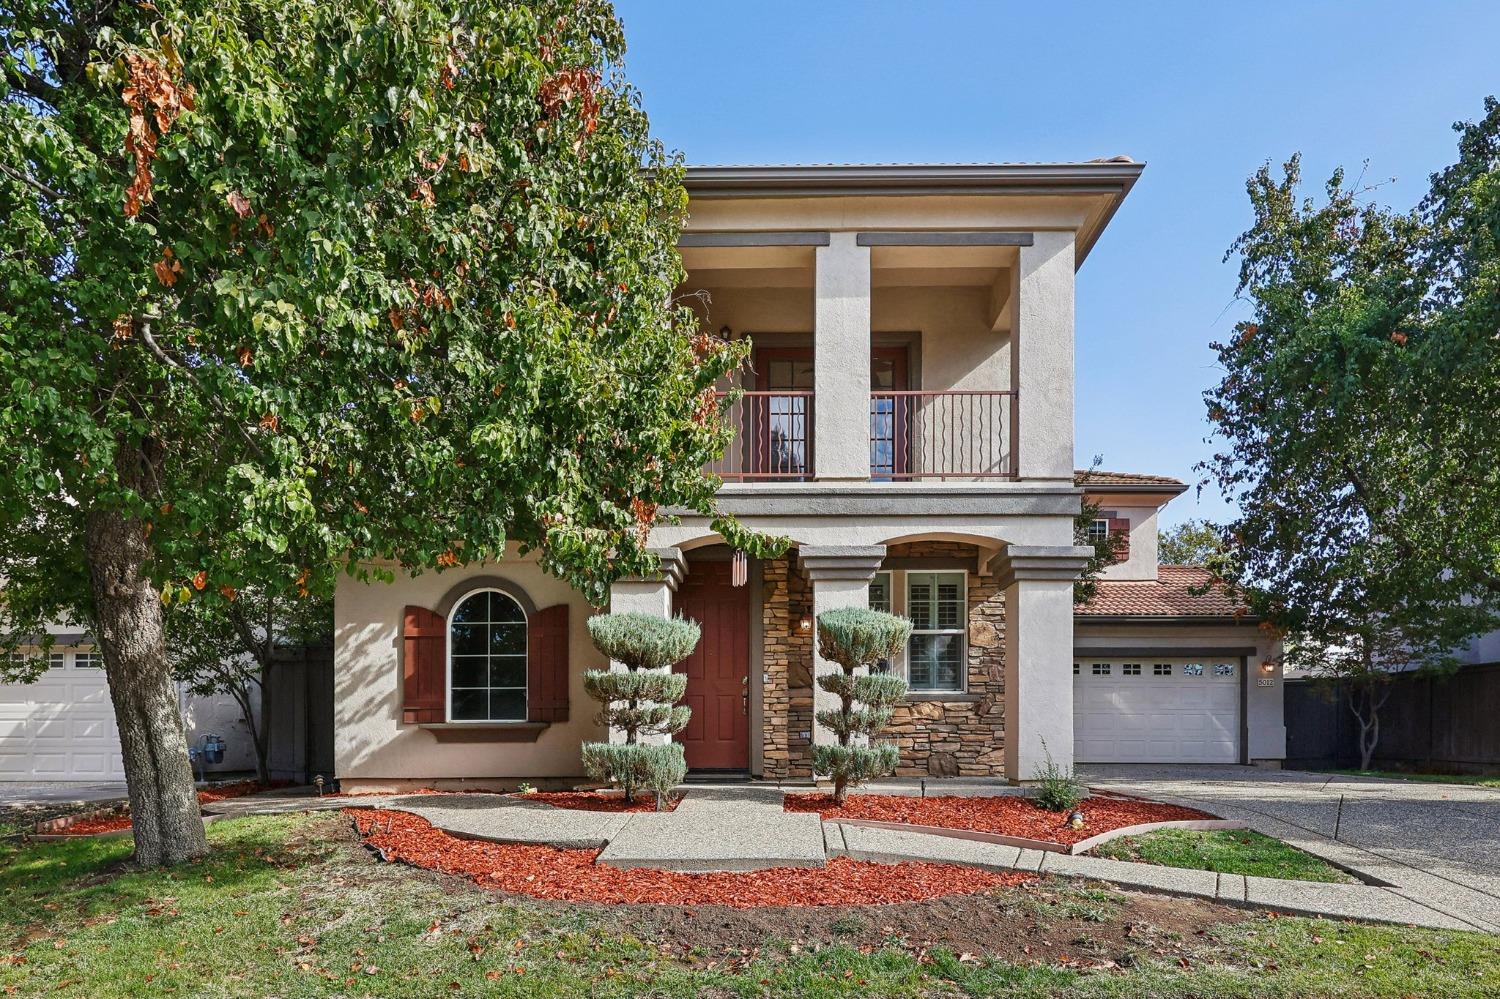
[1096,505,1160,582]
[333,556,606,788]
[1074,620,1286,762]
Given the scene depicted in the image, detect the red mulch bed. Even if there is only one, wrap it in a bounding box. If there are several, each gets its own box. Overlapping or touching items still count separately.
[784,792,1214,847]
[57,814,134,836]
[514,791,679,813]
[196,779,293,804]
[53,780,293,835]
[349,808,1030,907]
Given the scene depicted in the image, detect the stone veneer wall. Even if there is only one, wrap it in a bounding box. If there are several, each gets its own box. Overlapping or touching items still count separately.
[759,543,1006,781]
[884,542,1007,778]
[760,555,814,779]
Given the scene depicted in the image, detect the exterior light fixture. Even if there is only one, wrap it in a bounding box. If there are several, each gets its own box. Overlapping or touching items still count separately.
[798,615,812,632]
[719,325,731,339]
[1260,662,1276,675]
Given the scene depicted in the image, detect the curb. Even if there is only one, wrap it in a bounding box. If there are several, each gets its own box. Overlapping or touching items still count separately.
[833,817,1248,855]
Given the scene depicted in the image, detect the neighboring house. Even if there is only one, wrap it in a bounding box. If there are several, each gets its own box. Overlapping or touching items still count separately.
[332,159,1283,792]
[1075,472,1284,766]
[1,623,259,781]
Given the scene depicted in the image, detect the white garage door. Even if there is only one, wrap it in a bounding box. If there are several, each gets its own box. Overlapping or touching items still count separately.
[1074,657,1240,764]
[0,652,126,780]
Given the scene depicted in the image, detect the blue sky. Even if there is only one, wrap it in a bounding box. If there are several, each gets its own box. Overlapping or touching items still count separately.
[612,0,1500,528]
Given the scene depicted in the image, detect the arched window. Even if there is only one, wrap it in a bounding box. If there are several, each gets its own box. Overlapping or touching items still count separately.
[447,589,527,721]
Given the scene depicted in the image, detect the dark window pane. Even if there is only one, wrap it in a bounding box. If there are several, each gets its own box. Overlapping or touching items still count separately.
[489,591,525,623]
[490,689,526,721]
[489,656,526,688]
[450,623,487,656]
[451,656,489,688]
[908,634,963,691]
[451,593,489,624]
[490,623,526,655]
[450,688,489,720]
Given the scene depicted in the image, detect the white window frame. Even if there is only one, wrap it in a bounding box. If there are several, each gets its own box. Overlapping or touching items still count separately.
[444,587,529,724]
[1087,518,1111,544]
[74,651,102,669]
[904,570,967,693]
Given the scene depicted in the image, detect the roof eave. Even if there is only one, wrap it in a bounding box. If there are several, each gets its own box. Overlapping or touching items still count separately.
[681,162,1144,265]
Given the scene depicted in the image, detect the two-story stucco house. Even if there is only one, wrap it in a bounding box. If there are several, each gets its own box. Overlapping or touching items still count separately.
[332,161,1286,792]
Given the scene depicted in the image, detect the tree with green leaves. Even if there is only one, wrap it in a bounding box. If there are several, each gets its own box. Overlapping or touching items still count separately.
[166,588,331,785]
[1204,98,1500,767]
[0,0,768,865]
[1158,519,1225,568]
[581,612,698,808]
[813,607,912,805]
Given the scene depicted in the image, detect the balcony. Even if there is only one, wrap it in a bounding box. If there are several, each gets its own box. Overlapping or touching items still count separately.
[710,390,1015,482]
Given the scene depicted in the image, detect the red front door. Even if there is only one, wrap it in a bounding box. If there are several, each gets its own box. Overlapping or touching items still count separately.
[673,561,750,770]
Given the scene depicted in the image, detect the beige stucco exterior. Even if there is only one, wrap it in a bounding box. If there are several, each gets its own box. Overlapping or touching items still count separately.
[331,161,1293,789]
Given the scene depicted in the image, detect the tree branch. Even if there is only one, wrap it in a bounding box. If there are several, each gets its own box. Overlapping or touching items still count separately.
[0,163,64,202]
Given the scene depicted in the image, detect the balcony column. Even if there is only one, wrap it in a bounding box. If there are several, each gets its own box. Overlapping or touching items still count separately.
[993,545,1092,781]
[814,231,871,480]
[798,546,887,749]
[605,547,687,746]
[1011,231,1075,480]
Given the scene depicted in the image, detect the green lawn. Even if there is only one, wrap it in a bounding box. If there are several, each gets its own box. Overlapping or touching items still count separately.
[0,812,1494,997]
[1090,828,1358,883]
[1320,769,1500,788]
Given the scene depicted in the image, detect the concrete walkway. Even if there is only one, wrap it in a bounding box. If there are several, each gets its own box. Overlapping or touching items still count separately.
[207,783,1492,931]
[1080,765,1500,933]
[0,782,128,807]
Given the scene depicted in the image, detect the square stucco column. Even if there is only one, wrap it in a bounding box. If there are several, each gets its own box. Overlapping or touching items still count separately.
[1012,231,1075,481]
[814,232,871,480]
[995,545,1092,781]
[605,547,687,746]
[798,545,886,748]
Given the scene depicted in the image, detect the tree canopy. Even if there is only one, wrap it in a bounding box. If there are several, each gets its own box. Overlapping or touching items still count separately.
[1158,519,1225,568]
[0,0,764,863]
[1203,98,1500,680]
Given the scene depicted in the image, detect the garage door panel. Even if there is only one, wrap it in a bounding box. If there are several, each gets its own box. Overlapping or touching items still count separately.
[1074,659,1240,764]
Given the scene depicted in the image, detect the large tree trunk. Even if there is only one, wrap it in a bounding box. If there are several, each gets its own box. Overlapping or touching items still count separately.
[85,443,207,867]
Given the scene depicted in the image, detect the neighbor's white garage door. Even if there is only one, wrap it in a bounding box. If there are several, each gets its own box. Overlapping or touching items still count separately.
[1074,657,1240,764]
[0,653,125,780]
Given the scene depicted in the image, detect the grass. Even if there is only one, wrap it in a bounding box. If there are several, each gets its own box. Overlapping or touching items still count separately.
[1320,769,1500,788]
[0,812,1495,997]
[1090,828,1359,883]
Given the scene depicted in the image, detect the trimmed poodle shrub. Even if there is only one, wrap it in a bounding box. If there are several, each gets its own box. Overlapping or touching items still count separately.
[812,607,913,805]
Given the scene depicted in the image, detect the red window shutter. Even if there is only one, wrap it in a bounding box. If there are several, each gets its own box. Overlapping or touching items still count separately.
[1107,517,1132,562]
[527,603,570,723]
[402,605,446,724]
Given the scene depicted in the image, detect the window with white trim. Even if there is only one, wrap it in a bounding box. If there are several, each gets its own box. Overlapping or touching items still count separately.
[1122,663,1141,675]
[1087,519,1110,544]
[1091,662,1111,675]
[905,571,965,691]
[448,589,528,721]
[75,652,102,669]
[1153,663,1172,676]
[47,653,66,670]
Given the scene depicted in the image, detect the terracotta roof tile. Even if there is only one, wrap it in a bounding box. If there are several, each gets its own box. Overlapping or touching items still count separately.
[1076,565,1253,620]
[1074,470,1186,488]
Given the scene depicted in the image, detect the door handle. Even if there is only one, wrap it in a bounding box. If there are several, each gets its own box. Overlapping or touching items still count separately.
[742,675,748,715]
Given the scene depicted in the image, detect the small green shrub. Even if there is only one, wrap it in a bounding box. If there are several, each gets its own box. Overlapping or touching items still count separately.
[580,743,686,810]
[1030,741,1084,812]
[587,613,700,670]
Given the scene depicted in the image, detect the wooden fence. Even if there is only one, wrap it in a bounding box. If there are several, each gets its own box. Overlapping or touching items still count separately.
[1284,662,1500,774]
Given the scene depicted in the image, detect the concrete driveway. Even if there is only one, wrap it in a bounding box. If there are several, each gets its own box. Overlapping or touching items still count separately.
[0,782,128,807]
[1080,764,1500,931]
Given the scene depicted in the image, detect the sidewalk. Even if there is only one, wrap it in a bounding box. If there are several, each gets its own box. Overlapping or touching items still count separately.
[210,785,1493,932]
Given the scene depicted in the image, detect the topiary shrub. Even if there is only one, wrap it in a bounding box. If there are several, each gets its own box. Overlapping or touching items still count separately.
[811,606,913,805]
[581,612,700,809]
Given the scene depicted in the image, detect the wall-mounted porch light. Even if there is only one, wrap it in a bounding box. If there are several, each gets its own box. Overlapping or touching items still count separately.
[1260,661,1276,675]
[798,614,812,632]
